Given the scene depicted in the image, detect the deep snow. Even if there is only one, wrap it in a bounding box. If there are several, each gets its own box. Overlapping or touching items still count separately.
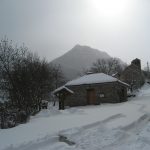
[65,73,128,86]
[1,84,150,150]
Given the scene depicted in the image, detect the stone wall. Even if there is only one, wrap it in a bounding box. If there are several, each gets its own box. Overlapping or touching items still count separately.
[120,58,145,89]
[64,82,127,107]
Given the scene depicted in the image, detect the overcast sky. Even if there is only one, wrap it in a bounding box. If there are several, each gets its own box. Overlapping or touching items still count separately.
[0,0,150,67]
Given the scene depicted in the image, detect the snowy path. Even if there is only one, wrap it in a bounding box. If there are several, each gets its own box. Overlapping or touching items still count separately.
[1,84,150,150]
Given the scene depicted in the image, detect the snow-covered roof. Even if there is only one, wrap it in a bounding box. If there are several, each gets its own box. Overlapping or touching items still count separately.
[118,80,130,87]
[53,86,74,95]
[112,72,119,77]
[65,73,129,87]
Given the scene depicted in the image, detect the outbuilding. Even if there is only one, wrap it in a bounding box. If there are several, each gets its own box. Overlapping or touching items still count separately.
[53,73,129,109]
[120,58,145,90]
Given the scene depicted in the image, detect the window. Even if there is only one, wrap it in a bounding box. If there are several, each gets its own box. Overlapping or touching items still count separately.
[99,93,105,98]
[122,89,125,97]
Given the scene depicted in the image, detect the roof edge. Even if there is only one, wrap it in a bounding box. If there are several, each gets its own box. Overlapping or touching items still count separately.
[53,86,74,95]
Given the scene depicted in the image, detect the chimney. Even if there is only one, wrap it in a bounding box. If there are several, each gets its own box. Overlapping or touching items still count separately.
[131,58,141,70]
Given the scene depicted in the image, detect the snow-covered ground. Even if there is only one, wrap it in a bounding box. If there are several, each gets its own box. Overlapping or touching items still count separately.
[1,84,150,150]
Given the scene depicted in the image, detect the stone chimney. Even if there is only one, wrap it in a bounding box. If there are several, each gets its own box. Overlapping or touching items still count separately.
[131,58,141,70]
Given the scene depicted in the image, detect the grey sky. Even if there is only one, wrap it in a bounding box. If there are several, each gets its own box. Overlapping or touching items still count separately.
[0,0,150,67]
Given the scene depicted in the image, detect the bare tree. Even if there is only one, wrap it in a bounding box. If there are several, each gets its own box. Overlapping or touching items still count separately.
[0,39,66,128]
[143,62,150,80]
[0,39,27,104]
[50,63,65,106]
[90,58,126,75]
[50,64,65,89]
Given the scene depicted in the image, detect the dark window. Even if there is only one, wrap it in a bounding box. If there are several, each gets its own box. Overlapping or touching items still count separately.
[121,89,125,97]
[99,93,105,98]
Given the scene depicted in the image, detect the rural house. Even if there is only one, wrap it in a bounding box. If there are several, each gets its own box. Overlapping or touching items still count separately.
[120,58,145,90]
[53,73,129,109]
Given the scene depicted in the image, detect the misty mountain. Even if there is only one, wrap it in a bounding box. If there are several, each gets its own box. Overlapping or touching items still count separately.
[51,44,117,80]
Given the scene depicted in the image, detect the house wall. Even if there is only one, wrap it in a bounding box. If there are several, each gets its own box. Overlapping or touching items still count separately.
[64,82,127,107]
[120,59,145,89]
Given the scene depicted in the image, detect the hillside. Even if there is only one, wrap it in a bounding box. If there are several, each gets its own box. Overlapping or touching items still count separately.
[51,44,111,80]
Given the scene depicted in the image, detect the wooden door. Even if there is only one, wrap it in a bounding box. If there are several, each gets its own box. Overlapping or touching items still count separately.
[87,89,96,105]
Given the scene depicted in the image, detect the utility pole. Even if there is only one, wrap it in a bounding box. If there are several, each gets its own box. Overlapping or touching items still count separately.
[147,62,150,79]
[147,62,150,73]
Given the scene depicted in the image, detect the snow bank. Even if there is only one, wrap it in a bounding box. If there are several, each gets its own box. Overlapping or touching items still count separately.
[0,84,150,150]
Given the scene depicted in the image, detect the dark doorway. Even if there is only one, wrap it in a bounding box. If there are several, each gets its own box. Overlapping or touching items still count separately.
[87,89,96,105]
[118,88,125,102]
[121,89,125,97]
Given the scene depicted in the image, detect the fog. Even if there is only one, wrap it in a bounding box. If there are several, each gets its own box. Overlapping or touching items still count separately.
[0,0,150,67]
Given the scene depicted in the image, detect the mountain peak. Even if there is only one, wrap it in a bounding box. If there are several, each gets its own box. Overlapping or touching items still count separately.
[72,44,93,51]
[51,45,111,80]
[73,44,81,48]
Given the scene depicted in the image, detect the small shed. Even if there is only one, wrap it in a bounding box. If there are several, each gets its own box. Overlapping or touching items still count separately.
[53,86,74,110]
[53,73,129,109]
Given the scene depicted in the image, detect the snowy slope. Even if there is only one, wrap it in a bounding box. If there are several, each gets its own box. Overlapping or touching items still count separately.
[1,84,150,150]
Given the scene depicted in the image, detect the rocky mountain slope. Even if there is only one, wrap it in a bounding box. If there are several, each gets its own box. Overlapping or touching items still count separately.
[51,44,112,80]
